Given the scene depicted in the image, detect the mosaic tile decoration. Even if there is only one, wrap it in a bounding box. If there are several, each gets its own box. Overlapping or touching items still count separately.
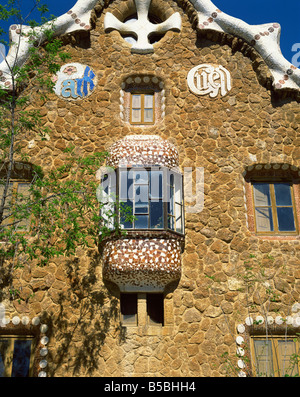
[104,0,181,54]
[120,75,165,124]
[191,2,300,93]
[103,135,183,292]
[0,311,50,377]
[1,0,300,93]
[102,238,182,291]
[52,63,97,100]
[107,135,179,169]
[235,302,300,377]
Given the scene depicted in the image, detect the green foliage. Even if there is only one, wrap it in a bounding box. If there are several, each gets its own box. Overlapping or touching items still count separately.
[0,2,132,301]
[0,146,135,267]
[213,254,300,377]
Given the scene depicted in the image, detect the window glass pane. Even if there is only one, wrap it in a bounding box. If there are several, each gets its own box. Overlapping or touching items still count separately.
[134,170,148,184]
[135,202,148,214]
[174,173,182,203]
[254,340,274,377]
[120,171,129,200]
[135,185,148,207]
[100,172,116,205]
[144,108,153,123]
[0,183,13,224]
[101,173,110,196]
[17,183,30,199]
[127,172,135,201]
[168,215,175,231]
[278,340,299,377]
[167,200,173,218]
[176,218,182,234]
[0,340,9,377]
[147,294,164,325]
[175,203,182,233]
[144,94,153,108]
[122,314,137,324]
[11,339,32,377]
[168,184,174,215]
[132,94,141,108]
[169,173,174,186]
[0,183,13,201]
[150,200,163,229]
[131,109,141,123]
[253,183,271,206]
[150,171,162,199]
[255,208,274,232]
[16,183,31,230]
[121,293,137,325]
[102,202,115,230]
[277,207,296,231]
[135,214,148,229]
[274,183,292,206]
[120,200,133,229]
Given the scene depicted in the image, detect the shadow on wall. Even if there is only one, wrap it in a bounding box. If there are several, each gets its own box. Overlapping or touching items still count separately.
[42,253,125,377]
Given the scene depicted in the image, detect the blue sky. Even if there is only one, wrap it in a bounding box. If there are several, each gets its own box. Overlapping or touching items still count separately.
[0,0,299,65]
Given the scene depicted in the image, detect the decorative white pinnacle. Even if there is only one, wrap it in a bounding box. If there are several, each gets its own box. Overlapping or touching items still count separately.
[104,0,182,54]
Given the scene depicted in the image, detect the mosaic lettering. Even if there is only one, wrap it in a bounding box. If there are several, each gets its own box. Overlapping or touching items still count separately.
[187,64,232,98]
[53,63,96,100]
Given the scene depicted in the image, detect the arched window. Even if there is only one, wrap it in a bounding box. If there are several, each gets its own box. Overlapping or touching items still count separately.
[120,75,165,125]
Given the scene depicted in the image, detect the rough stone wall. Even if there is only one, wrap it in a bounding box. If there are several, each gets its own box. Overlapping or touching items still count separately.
[1,0,300,377]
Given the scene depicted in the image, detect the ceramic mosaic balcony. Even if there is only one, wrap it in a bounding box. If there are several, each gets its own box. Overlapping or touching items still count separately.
[100,135,184,292]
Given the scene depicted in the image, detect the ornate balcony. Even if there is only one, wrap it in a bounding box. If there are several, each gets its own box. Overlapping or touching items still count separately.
[100,135,184,292]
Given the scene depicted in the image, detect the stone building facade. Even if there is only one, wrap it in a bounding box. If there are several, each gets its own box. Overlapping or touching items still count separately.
[0,0,300,377]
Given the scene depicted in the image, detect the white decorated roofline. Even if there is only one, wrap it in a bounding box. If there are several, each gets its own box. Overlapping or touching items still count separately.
[0,0,300,94]
[190,0,300,92]
[0,0,99,90]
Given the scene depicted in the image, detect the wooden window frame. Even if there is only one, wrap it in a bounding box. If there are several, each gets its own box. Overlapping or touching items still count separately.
[250,336,300,377]
[0,180,31,231]
[251,180,298,236]
[0,335,36,377]
[117,167,184,235]
[120,293,138,326]
[130,92,155,125]
[120,293,164,327]
[146,293,164,326]
[167,172,184,234]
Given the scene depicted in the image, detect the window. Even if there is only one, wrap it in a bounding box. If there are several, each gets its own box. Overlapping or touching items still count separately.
[252,182,297,234]
[130,93,154,124]
[0,181,31,231]
[120,293,164,327]
[167,172,184,233]
[147,294,164,326]
[99,171,117,231]
[0,336,35,377]
[117,167,184,234]
[251,336,300,377]
[120,293,138,325]
[120,75,165,125]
